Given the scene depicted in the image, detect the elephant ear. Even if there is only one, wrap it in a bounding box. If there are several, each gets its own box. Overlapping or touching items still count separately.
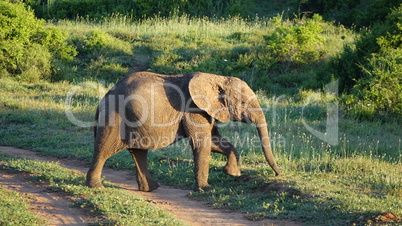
[189,73,231,123]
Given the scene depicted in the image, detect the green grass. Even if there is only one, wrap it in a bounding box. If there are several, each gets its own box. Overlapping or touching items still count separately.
[0,153,183,225]
[0,184,44,225]
[1,77,401,225]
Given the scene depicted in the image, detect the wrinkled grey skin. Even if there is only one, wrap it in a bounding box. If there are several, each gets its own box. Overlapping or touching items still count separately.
[86,72,282,191]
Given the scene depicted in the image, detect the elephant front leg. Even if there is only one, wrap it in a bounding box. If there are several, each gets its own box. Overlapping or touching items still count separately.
[189,135,213,191]
[211,133,241,177]
[129,149,160,192]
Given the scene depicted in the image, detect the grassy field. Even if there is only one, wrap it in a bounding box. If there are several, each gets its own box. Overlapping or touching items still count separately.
[1,76,401,224]
[1,9,401,224]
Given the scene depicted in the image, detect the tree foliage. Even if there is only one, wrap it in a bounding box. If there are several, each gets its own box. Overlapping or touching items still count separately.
[353,5,402,116]
[298,0,401,28]
[330,4,402,117]
[0,1,76,81]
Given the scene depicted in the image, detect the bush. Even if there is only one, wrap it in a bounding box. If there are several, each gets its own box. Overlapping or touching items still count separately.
[328,4,401,90]
[358,49,402,116]
[17,43,52,82]
[84,29,110,51]
[299,0,401,28]
[264,14,327,66]
[353,5,402,117]
[335,4,402,118]
[0,1,76,82]
[0,1,46,81]
[35,27,77,61]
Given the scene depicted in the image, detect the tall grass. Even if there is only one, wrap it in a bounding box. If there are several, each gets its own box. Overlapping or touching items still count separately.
[50,14,354,96]
[55,14,267,36]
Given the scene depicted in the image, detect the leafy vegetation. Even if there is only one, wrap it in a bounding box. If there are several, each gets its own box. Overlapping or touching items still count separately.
[298,0,401,28]
[0,153,183,225]
[326,4,402,118]
[0,1,77,82]
[265,14,327,66]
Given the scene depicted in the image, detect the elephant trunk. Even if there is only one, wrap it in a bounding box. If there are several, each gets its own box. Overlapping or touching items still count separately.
[253,113,283,176]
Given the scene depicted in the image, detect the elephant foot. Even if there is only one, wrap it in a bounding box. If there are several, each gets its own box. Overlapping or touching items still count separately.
[86,180,105,189]
[193,185,213,192]
[138,180,160,192]
[223,165,241,177]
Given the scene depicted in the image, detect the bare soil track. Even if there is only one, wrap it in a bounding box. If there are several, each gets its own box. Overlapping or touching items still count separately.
[0,146,300,225]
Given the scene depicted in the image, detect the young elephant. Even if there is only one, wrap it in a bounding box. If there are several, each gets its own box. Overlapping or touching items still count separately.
[86,72,282,191]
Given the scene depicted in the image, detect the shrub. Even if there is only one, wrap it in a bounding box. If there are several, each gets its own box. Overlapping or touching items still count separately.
[353,5,402,116]
[265,14,327,66]
[80,30,133,55]
[336,4,402,118]
[329,4,401,90]
[17,43,52,82]
[0,1,76,82]
[299,0,401,28]
[0,1,46,81]
[35,27,77,61]
[358,49,402,116]
[84,30,110,51]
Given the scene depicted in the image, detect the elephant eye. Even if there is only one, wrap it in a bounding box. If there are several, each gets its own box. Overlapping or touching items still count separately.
[217,86,225,95]
[217,87,226,101]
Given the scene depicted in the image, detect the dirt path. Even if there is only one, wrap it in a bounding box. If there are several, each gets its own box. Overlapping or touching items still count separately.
[0,169,95,225]
[0,146,299,225]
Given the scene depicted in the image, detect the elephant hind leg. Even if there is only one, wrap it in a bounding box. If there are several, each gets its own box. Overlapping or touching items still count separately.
[86,154,106,188]
[86,134,127,188]
[129,149,159,192]
[86,144,117,188]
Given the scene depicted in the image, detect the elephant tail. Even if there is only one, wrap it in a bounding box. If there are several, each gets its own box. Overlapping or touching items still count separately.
[93,106,100,139]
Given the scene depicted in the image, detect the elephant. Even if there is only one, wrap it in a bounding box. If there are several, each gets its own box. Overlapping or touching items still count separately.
[86,71,282,191]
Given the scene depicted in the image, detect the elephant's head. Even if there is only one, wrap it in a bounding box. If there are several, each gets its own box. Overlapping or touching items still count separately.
[189,73,282,176]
